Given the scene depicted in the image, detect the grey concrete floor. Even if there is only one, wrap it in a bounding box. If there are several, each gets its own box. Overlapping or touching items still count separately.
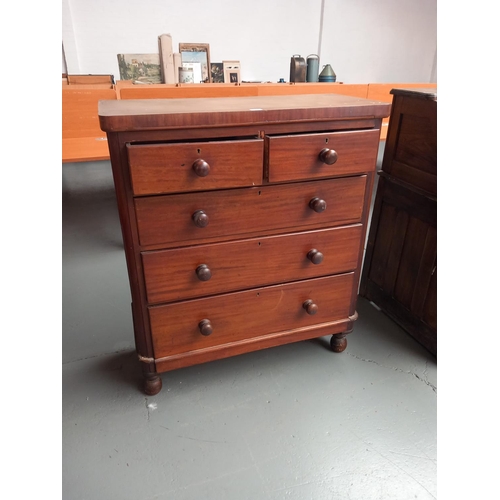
[62,144,437,500]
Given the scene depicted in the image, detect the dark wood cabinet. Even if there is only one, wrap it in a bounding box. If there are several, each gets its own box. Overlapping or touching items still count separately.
[360,88,437,356]
[99,94,390,394]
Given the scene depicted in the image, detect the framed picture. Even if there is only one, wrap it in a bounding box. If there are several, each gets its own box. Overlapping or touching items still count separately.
[117,53,161,84]
[223,60,241,84]
[210,63,224,83]
[179,43,211,83]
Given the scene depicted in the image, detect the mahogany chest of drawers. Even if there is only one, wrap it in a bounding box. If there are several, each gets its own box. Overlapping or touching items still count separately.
[99,94,390,394]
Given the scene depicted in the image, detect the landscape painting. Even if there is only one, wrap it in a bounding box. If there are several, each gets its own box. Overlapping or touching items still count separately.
[117,53,162,84]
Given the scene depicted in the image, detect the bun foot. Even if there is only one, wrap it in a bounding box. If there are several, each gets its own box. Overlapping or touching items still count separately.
[330,334,347,353]
[144,374,162,395]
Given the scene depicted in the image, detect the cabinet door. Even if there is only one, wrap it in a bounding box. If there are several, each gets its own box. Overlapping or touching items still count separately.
[360,177,436,355]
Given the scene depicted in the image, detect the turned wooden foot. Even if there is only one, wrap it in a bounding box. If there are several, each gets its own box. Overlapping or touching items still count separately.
[330,333,347,353]
[144,373,162,395]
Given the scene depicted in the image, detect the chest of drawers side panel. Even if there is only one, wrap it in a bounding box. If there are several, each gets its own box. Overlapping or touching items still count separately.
[104,133,156,366]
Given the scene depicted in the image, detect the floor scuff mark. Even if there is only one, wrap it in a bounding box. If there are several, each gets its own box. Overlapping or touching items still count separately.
[145,399,157,421]
[347,353,437,393]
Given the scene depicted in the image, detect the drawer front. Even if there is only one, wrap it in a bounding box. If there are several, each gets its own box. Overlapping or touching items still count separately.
[149,273,355,359]
[142,225,363,304]
[127,139,264,195]
[135,176,367,247]
[267,129,380,182]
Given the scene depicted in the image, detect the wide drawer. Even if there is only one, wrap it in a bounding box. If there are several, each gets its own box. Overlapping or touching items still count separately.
[142,225,363,304]
[149,273,355,359]
[127,138,264,195]
[135,176,367,247]
[266,129,380,182]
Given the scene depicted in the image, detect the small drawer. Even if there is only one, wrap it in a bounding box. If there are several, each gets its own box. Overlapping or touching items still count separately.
[142,225,363,304]
[135,176,367,247]
[127,138,264,195]
[266,129,380,182]
[149,273,355,359]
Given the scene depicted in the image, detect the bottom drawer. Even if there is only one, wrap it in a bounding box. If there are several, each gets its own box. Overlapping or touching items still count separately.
[149,273,354,359]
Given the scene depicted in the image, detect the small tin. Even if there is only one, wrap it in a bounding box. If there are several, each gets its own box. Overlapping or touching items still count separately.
[289,55,307,83]
[306,54,320,82]
[318,64,336,82]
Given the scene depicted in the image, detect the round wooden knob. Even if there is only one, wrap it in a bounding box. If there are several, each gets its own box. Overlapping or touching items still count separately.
[309,197,327,213]
[192,159,210,177]
[307,249,324,265]
[198,319,213,336]
[303,300,318,315]
[318,148,338,165]
[192,210,209,228]
[196,264,212,281]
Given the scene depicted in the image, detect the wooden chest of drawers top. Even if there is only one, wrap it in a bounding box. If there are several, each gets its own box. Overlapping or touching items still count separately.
[99,93,391,132]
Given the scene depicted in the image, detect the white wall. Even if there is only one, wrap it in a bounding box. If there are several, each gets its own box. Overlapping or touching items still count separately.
[62,0,436,84]
[320,0,437,83]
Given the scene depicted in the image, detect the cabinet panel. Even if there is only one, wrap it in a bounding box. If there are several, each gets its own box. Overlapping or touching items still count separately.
[360,88,437,356]
[382,91,437,196]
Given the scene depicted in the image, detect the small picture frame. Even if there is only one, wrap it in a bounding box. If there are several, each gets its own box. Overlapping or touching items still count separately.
[223,60,241,84]
[179,43,211,83]
[210,63,224,83]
